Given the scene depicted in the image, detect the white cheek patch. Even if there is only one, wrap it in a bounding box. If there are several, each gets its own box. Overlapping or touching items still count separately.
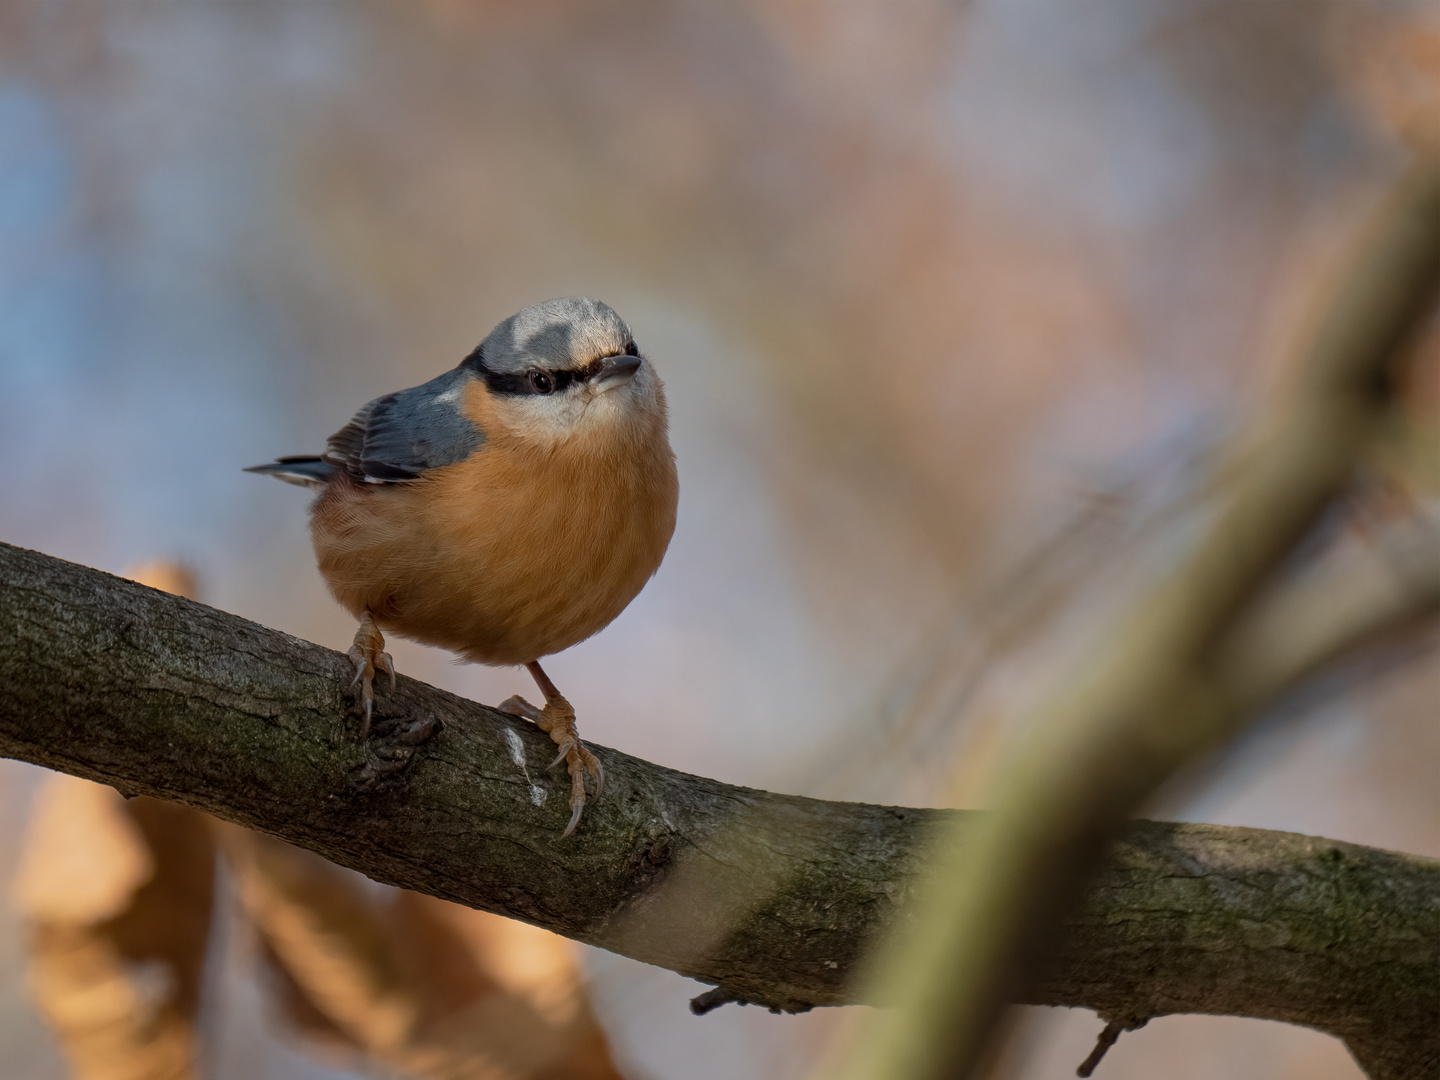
[503,391,588,440]
[503,727,548,806]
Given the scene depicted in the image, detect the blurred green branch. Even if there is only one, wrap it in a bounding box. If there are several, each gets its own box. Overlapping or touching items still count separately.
[0,536,1436,1077]
[830,157,1440,1080]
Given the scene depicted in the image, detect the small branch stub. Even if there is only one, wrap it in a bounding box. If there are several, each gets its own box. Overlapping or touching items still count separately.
[1077,1016,1149,1078]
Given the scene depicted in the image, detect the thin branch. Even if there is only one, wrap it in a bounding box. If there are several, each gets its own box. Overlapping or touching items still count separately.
[829,156,1440,1080]
[0,540,1436,1073]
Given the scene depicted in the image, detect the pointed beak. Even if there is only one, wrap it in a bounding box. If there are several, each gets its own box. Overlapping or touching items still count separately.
[592,354,642,392]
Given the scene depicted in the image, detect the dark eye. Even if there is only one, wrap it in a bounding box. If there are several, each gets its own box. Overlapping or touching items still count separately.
[624,340,639,357]
[527,370,555,394]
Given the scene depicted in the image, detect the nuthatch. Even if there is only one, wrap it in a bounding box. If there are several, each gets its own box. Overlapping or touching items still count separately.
[247,298,679,835]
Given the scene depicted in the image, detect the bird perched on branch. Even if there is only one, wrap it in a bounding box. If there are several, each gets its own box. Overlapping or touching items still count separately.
[247,297,679,835]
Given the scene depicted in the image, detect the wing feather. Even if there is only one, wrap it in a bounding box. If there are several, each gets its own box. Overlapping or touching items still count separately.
[322,366,483,483]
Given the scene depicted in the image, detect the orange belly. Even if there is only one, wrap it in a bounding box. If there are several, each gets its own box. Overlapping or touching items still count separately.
[309,423,678,666]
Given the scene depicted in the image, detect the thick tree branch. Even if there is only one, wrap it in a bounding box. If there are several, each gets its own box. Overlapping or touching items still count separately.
[1,541,1437,1070]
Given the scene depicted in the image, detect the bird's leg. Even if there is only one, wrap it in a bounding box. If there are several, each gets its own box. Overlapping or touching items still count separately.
[346,611,394,740]
[500,660,604,837]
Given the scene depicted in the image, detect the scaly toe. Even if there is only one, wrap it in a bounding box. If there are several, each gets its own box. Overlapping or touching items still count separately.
[498,695,544,722]
[344,614,392,743]
[532,692,601,836]
[581,747,604,799]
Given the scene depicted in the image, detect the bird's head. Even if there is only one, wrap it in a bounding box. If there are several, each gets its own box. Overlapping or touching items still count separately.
[464,297,664,444]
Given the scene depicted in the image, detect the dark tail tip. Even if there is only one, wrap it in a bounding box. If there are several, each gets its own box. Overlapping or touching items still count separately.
[245,456,335,488]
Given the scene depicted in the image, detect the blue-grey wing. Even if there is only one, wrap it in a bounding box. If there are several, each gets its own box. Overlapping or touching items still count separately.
[324,365,484,483]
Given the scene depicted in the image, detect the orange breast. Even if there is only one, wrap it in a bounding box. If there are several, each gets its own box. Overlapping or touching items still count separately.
[308,391,678,667]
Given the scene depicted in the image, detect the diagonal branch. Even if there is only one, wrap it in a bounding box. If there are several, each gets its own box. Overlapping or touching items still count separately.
[831,154,1440,1080]
[0,539,1436,1072]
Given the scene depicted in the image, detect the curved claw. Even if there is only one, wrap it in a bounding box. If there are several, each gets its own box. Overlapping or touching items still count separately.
[561,795,586,839]
[559,747,591,839]
[547,739,603,786]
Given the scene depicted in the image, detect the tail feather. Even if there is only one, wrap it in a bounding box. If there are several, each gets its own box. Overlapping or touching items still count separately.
[244,455,336,489]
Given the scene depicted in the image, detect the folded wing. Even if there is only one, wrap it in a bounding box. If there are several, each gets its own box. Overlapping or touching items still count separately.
[247,366,485,487]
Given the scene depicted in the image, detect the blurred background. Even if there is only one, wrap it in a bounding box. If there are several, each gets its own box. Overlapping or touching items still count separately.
[1,2,1436,1078]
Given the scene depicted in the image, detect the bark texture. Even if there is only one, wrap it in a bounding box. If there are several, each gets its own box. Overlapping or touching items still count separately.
[1,542,1436,1076]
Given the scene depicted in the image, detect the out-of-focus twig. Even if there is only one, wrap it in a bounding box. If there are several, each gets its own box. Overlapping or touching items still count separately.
[808,427,1224,804]
[826,156,1440,1080]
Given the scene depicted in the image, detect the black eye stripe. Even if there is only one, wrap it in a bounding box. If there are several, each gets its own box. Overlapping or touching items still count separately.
[464,346,639,397]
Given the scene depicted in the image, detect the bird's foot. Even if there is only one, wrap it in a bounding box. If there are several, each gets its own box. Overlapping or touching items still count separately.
[499,693,604,837]
[349,712,444,789]
[346,612,394,740]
